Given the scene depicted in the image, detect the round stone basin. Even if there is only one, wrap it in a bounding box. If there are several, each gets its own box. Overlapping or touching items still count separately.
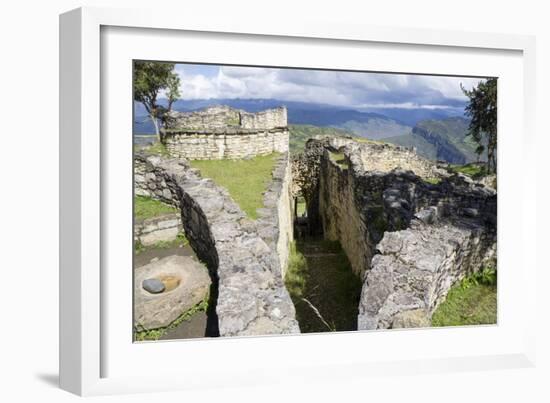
[134,255,211,331]
[158,274,181,292]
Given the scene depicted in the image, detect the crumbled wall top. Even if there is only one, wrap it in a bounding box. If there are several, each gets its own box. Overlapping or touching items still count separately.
[164,105,288,132]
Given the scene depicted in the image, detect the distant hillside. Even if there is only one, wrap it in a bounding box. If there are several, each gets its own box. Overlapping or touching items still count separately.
[360,106,466,126]
[384,117,485,164]
[133,98,464,135]
[334,117,411,140]
[383,132,438,160]
[289,125,355,155]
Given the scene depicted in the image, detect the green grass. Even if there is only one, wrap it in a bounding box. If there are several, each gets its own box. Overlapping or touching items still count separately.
[134,299,209,341]
[134,232,189,254]
[134,195,177,221]
[284,240,362,333]
[296,197,307,217]
[190,153,279,219]
[432,268,497,327]
[424,177,442,185]
[289,125,354,155]
[329,151,349,169]
[449,162,486,179]
[135,141,170,156]
[285,242,308,298]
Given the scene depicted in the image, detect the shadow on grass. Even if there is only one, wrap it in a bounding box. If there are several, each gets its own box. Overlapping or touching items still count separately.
[285,239,362,333]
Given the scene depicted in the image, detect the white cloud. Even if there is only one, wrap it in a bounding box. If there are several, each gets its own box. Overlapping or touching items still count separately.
[173,64,489,109]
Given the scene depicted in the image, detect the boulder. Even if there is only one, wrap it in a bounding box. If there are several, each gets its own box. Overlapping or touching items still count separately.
[134,255,211,330]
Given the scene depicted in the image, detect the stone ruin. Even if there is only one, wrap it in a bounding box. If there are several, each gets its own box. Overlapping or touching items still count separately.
[134,152,298,336]
[292,137,497,330]
[135,103,497,336]
[161,105,289,160]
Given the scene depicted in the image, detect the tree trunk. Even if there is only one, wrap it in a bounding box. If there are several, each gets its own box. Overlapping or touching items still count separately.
[151,114,161,143]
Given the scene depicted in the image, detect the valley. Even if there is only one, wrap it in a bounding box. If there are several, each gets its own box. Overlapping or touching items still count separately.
[134,98,484,164]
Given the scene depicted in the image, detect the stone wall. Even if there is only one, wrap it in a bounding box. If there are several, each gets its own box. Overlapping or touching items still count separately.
[134,152,299,336]
[295,138,497,330]
[356,142,442,179]
[358,212,496,330]
[134,213,181,247]
[135,157,179,206]
[162,106,289,160]
[307,139,495,278]
[240,107,288,130]
[256,153,294,278]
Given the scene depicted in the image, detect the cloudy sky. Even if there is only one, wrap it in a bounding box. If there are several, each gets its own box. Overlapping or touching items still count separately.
[172,63,486,111]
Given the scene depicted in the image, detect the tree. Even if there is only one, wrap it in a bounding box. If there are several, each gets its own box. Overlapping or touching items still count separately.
[133,62,181,142]
[461,78,497,174]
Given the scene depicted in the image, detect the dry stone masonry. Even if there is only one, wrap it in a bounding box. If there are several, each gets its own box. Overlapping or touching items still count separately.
[134,152,299,336]
[161,106,289,160]
[135,103,497,336]
[134,213,181,247]
[255,153,294,278]
[294,138,497,330]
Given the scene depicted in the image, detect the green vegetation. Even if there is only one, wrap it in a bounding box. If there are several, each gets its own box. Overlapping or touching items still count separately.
[432,268,497,327]
[289,125,354,154]
[141,141,170,156]
[133,61,180,141]
[289,124,385,155]
[285,242,308,298]
[134,299,209,341]
[384,117,486,164]
[190,153,279,219]
[296,196,307,217]
[449,162,486,179]
[462,78,497,173]
[134,232,188,254]
[134,195,177,221]
[384,132,438,160]
[424,177,442,185]
[336,118,412,139]
[285,240,363,333]
[329,151,349,169]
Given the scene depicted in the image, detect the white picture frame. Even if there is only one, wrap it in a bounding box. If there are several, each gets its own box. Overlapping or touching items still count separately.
[59,6,537,396]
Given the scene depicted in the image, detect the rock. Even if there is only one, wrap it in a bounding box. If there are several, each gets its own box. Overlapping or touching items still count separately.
[463,207,479,218]
[358,219,495,330]
[142,278,165,294]
[134,255,211,330]
[391,309,431,329]
[133,153,299,337]
[415,207,438,224]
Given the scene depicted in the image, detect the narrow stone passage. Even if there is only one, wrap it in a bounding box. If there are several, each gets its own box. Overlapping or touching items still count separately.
[286,239,363,333]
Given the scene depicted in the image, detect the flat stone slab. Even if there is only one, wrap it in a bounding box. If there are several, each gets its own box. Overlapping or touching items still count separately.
[134,255,211,330]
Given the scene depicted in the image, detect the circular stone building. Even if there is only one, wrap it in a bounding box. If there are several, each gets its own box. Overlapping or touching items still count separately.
[161,105,289,160]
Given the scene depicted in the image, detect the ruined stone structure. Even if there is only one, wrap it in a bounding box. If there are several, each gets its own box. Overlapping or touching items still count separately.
[136,103,497,335]
[134,152,299,336]
[293,138,497,330]
[134,213,181,247]
[161,106,289,160]
[255,154,294,278]
[359,213,496,329]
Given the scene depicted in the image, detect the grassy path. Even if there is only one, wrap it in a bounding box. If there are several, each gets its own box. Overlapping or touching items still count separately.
[285,240,362,333]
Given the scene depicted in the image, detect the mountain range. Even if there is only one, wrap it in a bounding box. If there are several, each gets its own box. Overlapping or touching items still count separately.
[134,98,482,163]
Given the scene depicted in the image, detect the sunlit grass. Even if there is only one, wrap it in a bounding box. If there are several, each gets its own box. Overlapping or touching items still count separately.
[134,195,176,221]
[432,268,497,327]
[190,153,279,219]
